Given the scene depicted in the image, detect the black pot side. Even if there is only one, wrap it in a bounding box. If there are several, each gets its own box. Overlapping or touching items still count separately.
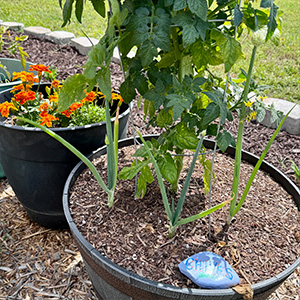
[63,135,300,300]
[0,83,131,229]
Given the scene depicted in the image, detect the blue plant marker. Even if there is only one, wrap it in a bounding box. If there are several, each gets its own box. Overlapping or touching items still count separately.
[178,251,240,289]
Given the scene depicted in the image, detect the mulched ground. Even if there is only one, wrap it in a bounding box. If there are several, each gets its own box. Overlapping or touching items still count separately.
[0,32,299,299]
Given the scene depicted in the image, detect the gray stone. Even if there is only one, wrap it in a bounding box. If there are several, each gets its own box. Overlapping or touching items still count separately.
[112,47,136,64]
[0,21,24,32]
[71,37,99,56]
[258,98,300,135]
[24,26,51,39]
[178,251,240,289]
[53,251,61,261]
[44,31,75,45]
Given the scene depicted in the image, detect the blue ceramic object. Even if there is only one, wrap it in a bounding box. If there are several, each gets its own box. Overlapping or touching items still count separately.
[179,251,240,289]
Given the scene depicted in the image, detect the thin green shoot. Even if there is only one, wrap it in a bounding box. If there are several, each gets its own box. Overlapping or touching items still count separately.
[290,160,300,181]
[137,131,231,238]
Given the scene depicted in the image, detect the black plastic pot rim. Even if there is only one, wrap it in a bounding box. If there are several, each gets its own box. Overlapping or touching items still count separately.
[63,135,300,297]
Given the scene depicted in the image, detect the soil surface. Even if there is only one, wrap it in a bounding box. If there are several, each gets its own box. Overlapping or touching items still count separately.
[70,147,300,288]
[0,31,299,299]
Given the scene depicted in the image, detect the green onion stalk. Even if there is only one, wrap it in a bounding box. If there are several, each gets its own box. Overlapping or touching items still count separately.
[226,45,295,227]
[18,98,121,208]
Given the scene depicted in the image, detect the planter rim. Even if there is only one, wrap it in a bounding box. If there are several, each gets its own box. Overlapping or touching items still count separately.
[0,57,36,88]
[63,135,300,297]
[0,84,132,132]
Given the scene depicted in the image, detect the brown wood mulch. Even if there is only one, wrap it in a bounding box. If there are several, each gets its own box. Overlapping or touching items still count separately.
[0,31,300,299]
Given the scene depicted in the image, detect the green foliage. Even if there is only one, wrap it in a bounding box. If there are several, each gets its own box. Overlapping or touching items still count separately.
[69,103,106,126]
[56,0,286,236]
[0,25,29,81]
[290,160,300,181]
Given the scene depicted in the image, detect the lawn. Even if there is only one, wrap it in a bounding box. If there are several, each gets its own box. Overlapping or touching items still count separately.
[0,0,107,38]
[0,0,299,104]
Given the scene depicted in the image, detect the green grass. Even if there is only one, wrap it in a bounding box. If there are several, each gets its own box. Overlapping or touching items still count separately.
[0,0,299,104]
[0,0,107,38]
[231,0,300,104]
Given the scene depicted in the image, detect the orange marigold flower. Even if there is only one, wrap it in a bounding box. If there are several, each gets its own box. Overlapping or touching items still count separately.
[0,102,17,118]
[81,91,96,103]
[60,109,71,118]
[29,64,51,76]
[12,91,36,105]
[69,102,83,113]
[50,80,60,89]
[38,102,51,111]
[112,92,123,102]
[11,84,25,93]
[60,103,83,118]
[39,111,58,127]
[49,92,59,103]
[12,71,38,84]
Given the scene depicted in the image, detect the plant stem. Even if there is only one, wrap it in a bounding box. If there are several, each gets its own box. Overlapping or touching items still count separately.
[228,45,257,225]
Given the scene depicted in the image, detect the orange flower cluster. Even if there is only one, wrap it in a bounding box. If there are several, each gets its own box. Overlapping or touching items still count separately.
[29,64,51,76]
[0,101,17,118]
[0,64,124,128]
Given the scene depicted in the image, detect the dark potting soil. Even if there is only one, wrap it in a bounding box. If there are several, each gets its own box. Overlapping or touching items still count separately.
[69,146,300,288]
[3,31,300,289]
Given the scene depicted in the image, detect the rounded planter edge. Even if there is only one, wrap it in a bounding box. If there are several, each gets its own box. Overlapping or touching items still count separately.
[63,135,300,300]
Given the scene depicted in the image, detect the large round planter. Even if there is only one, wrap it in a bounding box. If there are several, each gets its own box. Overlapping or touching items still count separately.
[0,57,36,93]
[63,135,300,300]
[0,83,131,229]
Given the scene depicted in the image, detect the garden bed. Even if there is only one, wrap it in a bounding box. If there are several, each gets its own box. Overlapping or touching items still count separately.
[0,33,299,299]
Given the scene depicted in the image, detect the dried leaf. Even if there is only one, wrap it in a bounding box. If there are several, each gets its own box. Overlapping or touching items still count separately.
[217,241,226,248]
[233,284,254,300]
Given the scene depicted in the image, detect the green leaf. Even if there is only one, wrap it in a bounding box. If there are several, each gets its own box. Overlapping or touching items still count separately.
[216,130,235,152]
[119,79,137,104]
[157,109,173,128]
[173,0,187,11]
[119,159,150,180]
[62,0,75,27]
[202,102,220,126]
[266,2,279,41]
[260,0,273,8]
[75,0,83,23]
[90,0,106,18]
[166,94,191,121]
[127,7,151,45]
[96,67,111,100]
[157,153,177,185]
[139,40,158,67]
[144,78,166,109]
[153,8,171,51]
[135,164,154,198]
[173,12,199,46]
[83,42,106,79]
[187,0,208,21]
[211,29,243,72]
[171,123,199,149]
[234,4,243,27]
[57,74,87,112]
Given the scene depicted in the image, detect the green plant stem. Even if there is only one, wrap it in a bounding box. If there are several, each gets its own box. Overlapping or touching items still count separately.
[105,98,116,190]
[232,105,296,217]
[172,136,204,226]
[228,45,257,224]
[137,130,173,222]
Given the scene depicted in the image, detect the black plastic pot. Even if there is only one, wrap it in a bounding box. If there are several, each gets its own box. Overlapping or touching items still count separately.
[63,135,300,300]
[0,83,131,228]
